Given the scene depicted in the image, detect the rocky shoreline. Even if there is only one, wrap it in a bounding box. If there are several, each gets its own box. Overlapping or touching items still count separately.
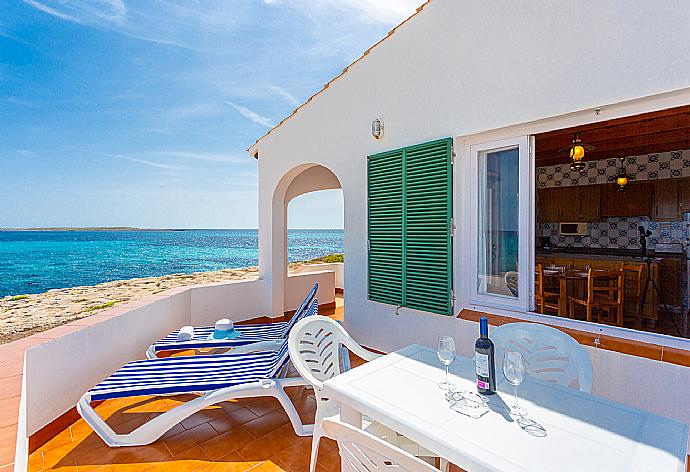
[0,259,335,344]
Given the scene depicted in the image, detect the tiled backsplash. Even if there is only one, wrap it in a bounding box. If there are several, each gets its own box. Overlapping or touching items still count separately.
[537,149,688,188]
[540,216,689,251]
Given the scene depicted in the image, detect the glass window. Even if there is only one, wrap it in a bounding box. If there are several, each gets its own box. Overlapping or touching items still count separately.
[477,147,520,298]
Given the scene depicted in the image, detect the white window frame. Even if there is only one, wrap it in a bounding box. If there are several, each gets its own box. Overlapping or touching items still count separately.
[468,136,534,311]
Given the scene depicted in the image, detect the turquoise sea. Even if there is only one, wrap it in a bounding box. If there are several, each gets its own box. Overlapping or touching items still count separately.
[0,229,343,297]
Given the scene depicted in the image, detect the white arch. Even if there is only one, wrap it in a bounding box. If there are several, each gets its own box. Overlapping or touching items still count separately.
[263,163,343,317]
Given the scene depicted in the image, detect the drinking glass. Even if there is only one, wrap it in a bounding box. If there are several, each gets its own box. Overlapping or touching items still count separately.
[503,351,527,416]
[437,336,456,390]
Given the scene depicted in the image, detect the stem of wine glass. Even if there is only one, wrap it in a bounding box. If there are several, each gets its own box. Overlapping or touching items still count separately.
[513,385,519,410]
[445,365,449,385]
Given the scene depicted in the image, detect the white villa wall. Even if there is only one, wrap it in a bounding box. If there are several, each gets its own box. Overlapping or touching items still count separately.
[285,270,335,312]
[251,0,690,451]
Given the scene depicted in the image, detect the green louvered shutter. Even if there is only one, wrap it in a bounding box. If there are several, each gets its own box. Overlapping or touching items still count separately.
[367,149,404,305]
[367,138,453,315]
[404,138,453,315]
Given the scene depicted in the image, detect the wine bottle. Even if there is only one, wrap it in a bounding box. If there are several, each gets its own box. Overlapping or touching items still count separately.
[475,317,496,395]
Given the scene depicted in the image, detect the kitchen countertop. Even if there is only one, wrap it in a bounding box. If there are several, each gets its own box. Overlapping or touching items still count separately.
[536,247,685,260]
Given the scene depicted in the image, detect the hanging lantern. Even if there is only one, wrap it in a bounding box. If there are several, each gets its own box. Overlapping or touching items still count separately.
[560,132,594,172]
[616,157,629,192]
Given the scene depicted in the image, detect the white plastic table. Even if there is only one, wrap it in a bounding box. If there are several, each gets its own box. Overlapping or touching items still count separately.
[323,344,689,472]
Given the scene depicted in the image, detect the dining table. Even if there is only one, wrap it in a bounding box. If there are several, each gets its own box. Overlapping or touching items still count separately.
[323,344,689,472]
[542,268,590,317]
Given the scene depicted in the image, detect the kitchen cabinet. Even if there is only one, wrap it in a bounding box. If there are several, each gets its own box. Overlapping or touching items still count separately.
[659,256,683,306]
[600,182,653,218]
[652,179,680,221]
[537,186,600,222]
[578,185,600,221]
[678,178,690,213]
[537,187,565,222]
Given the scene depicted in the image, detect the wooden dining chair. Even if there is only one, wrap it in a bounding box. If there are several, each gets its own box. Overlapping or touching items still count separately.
[534,264,560,314]
[620,262,645,329]
[569,268,624,326]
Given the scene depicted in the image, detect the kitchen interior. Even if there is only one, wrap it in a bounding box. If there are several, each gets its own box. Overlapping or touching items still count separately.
[534,105,690,338]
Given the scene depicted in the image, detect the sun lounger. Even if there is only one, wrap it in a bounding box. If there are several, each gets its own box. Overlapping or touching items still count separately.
[77,299,318,447]
[146,282,318,359]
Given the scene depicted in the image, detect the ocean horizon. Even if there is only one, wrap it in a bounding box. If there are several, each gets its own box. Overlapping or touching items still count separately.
[0,229,343,297]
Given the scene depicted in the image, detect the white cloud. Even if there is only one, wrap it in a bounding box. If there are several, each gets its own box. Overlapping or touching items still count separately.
[226,101,275,128]
[268,85,300,106]
[15,149,38,157]
[263,0,422,24]
[22,0,126,24]
[100,152,188,171]
[155,151,249,164]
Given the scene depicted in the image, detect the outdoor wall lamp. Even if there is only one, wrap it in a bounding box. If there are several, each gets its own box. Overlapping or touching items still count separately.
[372,119,384,140]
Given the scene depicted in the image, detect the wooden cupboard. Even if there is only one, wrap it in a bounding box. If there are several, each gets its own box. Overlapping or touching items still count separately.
[652,179,680,221]
[536,186,600,222]
[600,182,653,218]
[677,177,690,213]
[659,256,684,306]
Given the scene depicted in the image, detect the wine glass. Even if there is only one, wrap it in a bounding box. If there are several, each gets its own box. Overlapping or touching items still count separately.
[437,336,456,390]
[503,351,527,416]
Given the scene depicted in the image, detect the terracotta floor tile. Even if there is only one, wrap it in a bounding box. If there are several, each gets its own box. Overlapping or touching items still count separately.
[207,415,236,435]
[0,396,21,428]
[74,463,112,472]
[35,424,73,454]
[40,440,83,470]
[237,424,310,463]
[162,446,210,472]
[162,423,218,456]
[662,346,690,367]
[108,443,171,470]
[110,414,151,435]
[241,410,289,439]
[225,407,259,426]
[244,398,282,418]
[0,375,22,401]
[28,451,44,472]
[180,408,226,431]
[198,427,255,461]
[249,459,291,472]
[196,451,252,472]
[218,400,245,414]
[0,425,18,468]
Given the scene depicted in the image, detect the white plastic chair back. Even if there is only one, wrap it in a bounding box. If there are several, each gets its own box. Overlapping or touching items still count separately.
[322,419,437,472]
[289,316,380,402]
[491,322,593,392]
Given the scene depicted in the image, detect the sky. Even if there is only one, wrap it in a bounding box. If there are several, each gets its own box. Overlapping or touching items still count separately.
[0,0,423,229]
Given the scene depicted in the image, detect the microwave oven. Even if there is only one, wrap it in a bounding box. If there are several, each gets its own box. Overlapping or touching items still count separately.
[558,222,589,236]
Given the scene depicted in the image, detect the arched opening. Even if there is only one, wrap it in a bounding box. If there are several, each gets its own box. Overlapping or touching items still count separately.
[268,164,344,319]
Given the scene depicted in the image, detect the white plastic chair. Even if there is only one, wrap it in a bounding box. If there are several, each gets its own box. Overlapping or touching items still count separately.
[289,316,445,472]
[322,419,438,472]
[491,322,593,392]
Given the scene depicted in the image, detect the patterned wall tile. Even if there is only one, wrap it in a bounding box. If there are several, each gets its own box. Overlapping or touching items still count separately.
[537,149,688,188]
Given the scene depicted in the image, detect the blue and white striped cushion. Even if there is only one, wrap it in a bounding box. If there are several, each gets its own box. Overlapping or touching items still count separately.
[89,299,318,401]
[152,282,318,352]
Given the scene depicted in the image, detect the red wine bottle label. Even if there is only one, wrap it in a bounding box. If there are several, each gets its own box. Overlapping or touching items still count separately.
[477,379,490,389]
[475,353,489,376]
